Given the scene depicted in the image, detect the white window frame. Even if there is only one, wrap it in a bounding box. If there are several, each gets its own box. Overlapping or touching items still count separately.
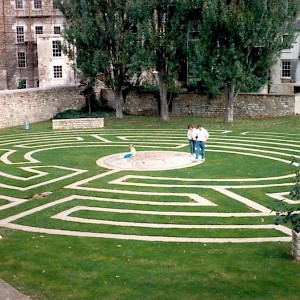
[54,26,61,34]
[17,52,26,68]
[52,40,62,57]
[53,66,63,78]
[281,60,291,78]
[16,26,24,43]
[33,0,42,9]
[16,0,23,9]
[35,26,43,35]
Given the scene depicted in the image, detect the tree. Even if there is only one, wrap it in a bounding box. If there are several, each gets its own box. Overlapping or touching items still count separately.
[192,0,300,123]
[134,0,198,121]
[57,0,138,118]
[81,83,96,115]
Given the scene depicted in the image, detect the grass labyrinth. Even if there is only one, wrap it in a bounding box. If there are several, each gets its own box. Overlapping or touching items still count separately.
[0,122,298,242]
[0,116,300,299]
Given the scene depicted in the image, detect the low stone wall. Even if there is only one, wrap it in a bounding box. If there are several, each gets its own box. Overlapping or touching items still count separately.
[233,93,297,117]
[114,89,300,117]
[171,93,298,117]
[124,91,159,115]
[101,88,116,109]
[171,93,223,117]
[52,118,104,130]
[0,85,85,129]
[1,86,299,131]
[270,83,295,94]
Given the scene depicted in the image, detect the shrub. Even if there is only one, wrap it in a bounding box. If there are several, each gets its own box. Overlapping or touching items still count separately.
[53,109,114,119]
[275,157,300,232]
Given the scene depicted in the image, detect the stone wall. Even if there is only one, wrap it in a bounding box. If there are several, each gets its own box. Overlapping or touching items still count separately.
[1,86,299,131]
[114,89,300,117]
[232,93,296,117]
[52,118,104,130]
[124,91,159,115]
[171,93,223,117]
[171,93,298,117]
[269,83,295,94]
[0,85,85,129]
[101,89,117,109]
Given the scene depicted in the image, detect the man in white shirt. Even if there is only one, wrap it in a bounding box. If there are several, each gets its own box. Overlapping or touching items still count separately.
[194,124,209,162]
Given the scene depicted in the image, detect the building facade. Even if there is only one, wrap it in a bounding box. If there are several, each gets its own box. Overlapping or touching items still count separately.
[37,33,77,88]
[0,0,76,90]
[1,1,299,94]
[269,20,300,94]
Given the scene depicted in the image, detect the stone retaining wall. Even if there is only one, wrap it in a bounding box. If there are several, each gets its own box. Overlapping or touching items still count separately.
[0,85,85,129]
[124,92,159,115]
[171,93,298,117]
[1,86,299,130]
[118,90,300,117]
[52,118,104,130]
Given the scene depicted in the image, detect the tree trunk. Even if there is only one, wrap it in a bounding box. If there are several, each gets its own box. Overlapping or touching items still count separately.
[292,230,300,262]
[114,89,124,119]
[87,99,92,115]
[158,71,169,122]
[224,82,238,123]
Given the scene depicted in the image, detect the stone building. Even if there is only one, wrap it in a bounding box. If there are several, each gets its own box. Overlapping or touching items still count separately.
[37,33,77,88]
[267,20,300,94]
[1,1,299,95]
[0,0,77,90]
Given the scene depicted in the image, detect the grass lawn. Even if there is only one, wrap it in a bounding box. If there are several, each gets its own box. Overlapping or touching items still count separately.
[0,115,300,300]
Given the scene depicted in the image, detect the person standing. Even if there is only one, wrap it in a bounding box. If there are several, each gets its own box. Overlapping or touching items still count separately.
[194,124,209,162]
[187,124,196,155]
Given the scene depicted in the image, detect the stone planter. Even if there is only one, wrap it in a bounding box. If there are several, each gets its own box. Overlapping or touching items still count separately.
[52,118,104,130]
[292,230,300,262]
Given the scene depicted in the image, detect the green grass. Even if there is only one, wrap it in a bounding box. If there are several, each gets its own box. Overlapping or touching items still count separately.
[0,230,299,300]
[0,115,300,299]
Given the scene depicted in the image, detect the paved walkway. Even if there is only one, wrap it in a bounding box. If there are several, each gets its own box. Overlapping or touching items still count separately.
[0,279,30,300]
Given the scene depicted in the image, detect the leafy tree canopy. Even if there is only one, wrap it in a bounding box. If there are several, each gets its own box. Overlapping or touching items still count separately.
[57,0,141,118]
[132,0,202,120]
[192,0,300,122]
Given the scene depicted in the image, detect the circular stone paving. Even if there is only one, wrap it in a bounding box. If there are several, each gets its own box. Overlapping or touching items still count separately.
[96,151,200,171]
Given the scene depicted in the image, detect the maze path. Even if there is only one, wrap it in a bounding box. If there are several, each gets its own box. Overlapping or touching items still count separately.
[0,166,86,190]
[0,195,291,242]
[0,195,27,211]
[0,129,299,243]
